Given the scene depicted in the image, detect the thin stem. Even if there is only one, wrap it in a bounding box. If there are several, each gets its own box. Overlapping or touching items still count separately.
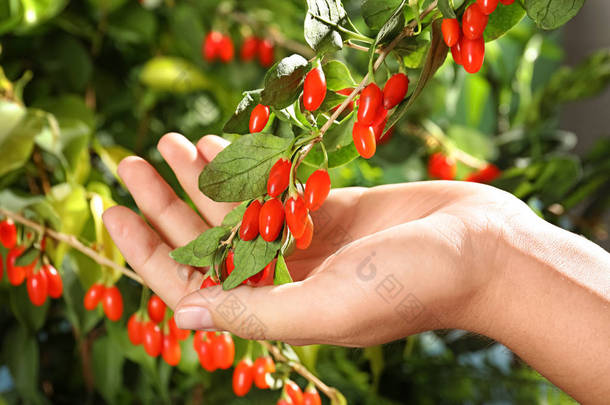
[0,208,144,284]
[309,13,373,43]
[346,41,381,54]
[260,341,343,402]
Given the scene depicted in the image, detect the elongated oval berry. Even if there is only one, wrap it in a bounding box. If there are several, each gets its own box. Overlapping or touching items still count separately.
[258,39,275,67]
[27,270,48,307]
[103,285,123,321]
[233,359,254,397]
[259,198,285,242]
[296,215,313,250]
[240,200,262,241]
[248,261,274,286]
[285,195,308,238]
[143,321,163,357]
[267,158,291,197]
[201,276,219,289]
[128,313,144,345]
[441,18,460,48]
[352,121,377,159]
[303,66,326,111]
[203,31,223,62]
[332,88,355,113]
[253,356,276,389]
[451,36,464,65]
[225,250,235,277]
[428,153,456,180]
[285,380,304,405]
[249,104,270,133]
[499,0,514,4]
[476,0,499,15]
[197,335,217,371]
[240,36,259,61]
[6,246,26,286]
[304,170,331,211]
[162,333,182,366]
[461,36,485,74]
[212,333,235,370]
[219,35,234,63]
[0,219,17,249]
[84,283,105,310]
[383,73,409,110]
[303,386,322,405]
[42,264,62,298]
[357,83,383,125]
[148,295,166,323]
[462,3,488,40]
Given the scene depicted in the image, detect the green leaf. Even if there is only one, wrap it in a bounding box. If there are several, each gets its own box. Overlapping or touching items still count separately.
[261,54,310,109]
[14,0,68,32]
[304,113,360,168]
[395,37,430,68]
[14,246,38,267]
[224,236,281,289]
[361,0,402,30]
[199,134,293,202]
[484,2,526,42]
[318,90,347,111]
[437,0,456,19]
[0,0,23,35]
[323,60,356,91]
[170,226,230,267]
[92,336,125,404]
[304,0,348,52]
[140,57,210,93]
[273,254,293,285]
[367,0,406,77]
[0,103,46,177]
[386,19,448,130]
[107,3,157,45]
[523,0,585,30]
[9,284,49,333]
[223,90,262,134]
[222,201,249,227]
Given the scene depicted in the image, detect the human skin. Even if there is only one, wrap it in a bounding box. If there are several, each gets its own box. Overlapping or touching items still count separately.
[103,133,610,404]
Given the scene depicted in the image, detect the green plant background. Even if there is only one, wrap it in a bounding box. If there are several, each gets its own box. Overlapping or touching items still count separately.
[0,0,608,404]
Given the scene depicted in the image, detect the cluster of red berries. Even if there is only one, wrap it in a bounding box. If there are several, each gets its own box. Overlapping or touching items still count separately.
[277,380,321,405]
[1,219,63,306]
[240,159,330,251]
[352,73,409,159]
[203,32,274,67]
[83,282,124,321]
[231,355,276,396]
[442,0,515,74]
[126,295,190,366]
[427,152,501,183]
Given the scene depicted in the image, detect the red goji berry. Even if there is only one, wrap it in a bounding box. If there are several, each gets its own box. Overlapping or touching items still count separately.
[352,121,377,159]
[84,283,105,310]
[267,158,291,197]
[233,358,254,396]
[304,169,331,211]
[476,0,499,15]
[249,104,270,133]
[383,73,409,110]
[240,36,259,61]
[259,198,285,242]
[303,67,327,111]
[202,31,223,62]
[212,333,235,369]
[26,270,48,307]
[428,153,456,180]
[442,18,460,47]
[295,215,313,250]
[143,321,163,357]
[162,333,181,366]
[358,83,383,125]
[148,295,166,323]
[253,356,276,389]
[128,313,144,345]
[258,39,275,67]
[462,3,488,40]
[0,218,17,249]
[285,195,308,238]
[103,285,123,321]
[42,264,62,298]
[219,34,234,63]
[461,36,485,74]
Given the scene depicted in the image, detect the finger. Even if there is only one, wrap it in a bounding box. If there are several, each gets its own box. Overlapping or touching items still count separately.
[102,206,203,308]
[157,133,235,226]
[117,156,207,247]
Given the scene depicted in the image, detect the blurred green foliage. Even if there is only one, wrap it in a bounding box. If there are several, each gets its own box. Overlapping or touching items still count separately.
[0,0,608,404]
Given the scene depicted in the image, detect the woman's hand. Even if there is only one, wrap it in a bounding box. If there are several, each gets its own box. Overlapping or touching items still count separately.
[102,132,524,346]
[103,133,610,403]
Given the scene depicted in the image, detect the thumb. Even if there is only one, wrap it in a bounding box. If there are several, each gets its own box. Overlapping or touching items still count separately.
[173,271,342,344]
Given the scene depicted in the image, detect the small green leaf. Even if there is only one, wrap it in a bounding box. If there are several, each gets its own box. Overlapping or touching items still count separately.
[304,0,348,52]
[323,60,357,91]
[484,2,526,42]
[224,236,281,289]
[14,246,38,267]
[361,0,402,30]
[261,54,310,109]
[367,0,406,77]
[386,19,448,129]
[395,37,430,68]
[437,0,456,19]
[223,90,262,134]
[221,201,249,227]
[273,254,293,285]
[92,336,125,404]
[523,0,585,30]
[199,134,293,202]
[318,90,347,111]
[170,226,230,267]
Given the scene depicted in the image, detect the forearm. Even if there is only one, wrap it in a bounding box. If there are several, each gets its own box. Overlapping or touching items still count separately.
[473,215,610,403]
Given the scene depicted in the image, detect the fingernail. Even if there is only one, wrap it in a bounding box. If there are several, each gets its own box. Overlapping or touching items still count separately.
[175,306,216,330]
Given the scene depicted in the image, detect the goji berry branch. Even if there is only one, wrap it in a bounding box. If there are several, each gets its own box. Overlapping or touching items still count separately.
[0,207,144,284]
[260,340,342,403]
